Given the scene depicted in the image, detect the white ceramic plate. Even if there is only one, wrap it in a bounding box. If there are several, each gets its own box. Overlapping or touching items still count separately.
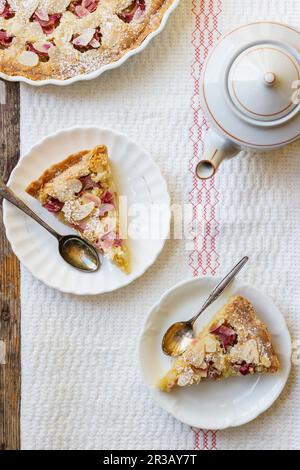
[139,277,291,430]
[0,0,180,87]
[3,126,170,295]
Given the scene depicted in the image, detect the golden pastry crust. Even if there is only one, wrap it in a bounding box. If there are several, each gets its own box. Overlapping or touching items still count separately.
[26,144,130,273]
[158,296,279,392]
[0,0,176,81]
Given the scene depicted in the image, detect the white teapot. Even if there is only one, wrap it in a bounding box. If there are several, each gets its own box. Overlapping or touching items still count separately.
[196,21,300,179]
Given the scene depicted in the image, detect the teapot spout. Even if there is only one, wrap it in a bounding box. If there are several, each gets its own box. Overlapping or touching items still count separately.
[196,129,238,180]
[196,153,224,180]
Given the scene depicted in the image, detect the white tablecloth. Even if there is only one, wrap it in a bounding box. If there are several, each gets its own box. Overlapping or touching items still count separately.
[20,0,299,450]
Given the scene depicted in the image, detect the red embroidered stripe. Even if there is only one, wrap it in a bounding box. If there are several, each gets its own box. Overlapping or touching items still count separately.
[189,0,222,450]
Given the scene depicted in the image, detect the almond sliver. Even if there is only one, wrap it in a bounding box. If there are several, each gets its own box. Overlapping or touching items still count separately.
[72,28,95,46]
[0,0,6,15]
[73,202,95,221]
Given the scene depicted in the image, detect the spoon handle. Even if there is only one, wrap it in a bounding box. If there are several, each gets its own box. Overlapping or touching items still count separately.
[0,179,61,240]
[189,256,249,325]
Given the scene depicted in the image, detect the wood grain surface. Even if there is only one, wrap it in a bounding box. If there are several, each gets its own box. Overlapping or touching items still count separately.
[0,80,21,450]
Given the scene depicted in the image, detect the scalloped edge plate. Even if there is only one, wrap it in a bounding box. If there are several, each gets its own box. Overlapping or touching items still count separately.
[139,277,291,429]
[0,0,180,87]
[3,126,170,295]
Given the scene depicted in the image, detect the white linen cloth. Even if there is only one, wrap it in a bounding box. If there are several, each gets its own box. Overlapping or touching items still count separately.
[20,0,299,450]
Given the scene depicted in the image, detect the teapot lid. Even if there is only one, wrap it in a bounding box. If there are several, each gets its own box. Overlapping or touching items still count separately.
[201,22,300,149]
[228,44,300,123]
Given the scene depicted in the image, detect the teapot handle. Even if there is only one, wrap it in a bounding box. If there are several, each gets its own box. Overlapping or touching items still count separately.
[195,129,238,180]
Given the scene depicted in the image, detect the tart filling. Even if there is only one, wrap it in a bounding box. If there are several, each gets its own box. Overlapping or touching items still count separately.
[0,0,176,81]
[26,145,130,273]
[158,296,279,392]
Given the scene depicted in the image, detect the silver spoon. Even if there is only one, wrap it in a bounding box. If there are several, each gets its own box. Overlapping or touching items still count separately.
[0,179,100,273]
[162,256,249,357]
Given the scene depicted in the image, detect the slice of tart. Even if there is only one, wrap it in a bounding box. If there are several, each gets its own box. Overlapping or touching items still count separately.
[26,145,130,273]
[158,296,279,392]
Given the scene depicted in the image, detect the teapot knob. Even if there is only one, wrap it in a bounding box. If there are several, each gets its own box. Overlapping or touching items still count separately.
[264,72,277,86]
